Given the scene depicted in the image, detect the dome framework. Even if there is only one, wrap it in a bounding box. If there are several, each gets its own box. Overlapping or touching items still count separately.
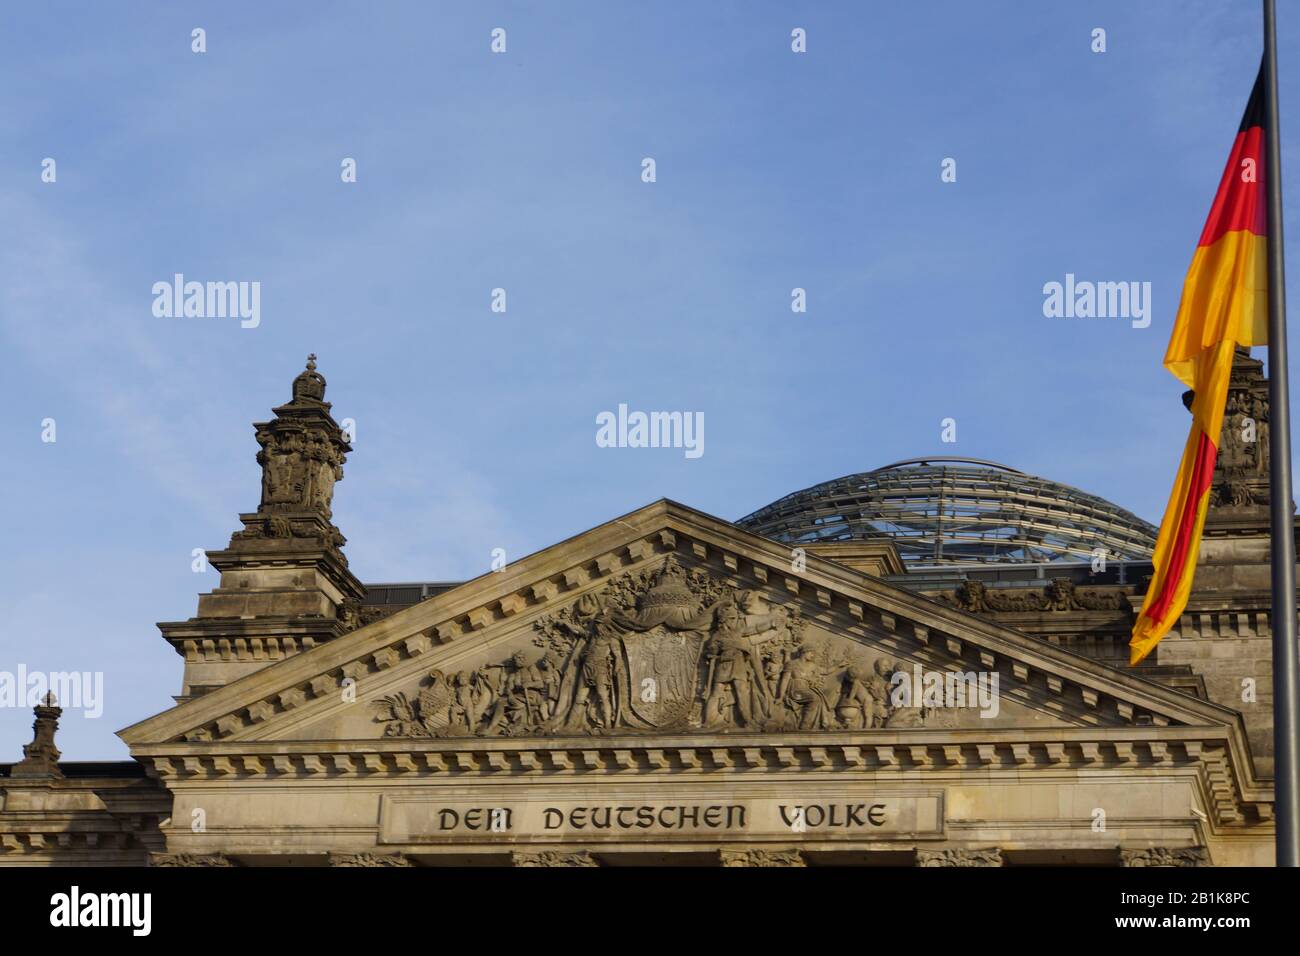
[737,457,1157,567]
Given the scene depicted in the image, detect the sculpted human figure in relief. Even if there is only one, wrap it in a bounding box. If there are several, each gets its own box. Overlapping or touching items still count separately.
[777,647,836,730]
[703,606,768,727]
[567,614,625,730]
[835,665,875,730]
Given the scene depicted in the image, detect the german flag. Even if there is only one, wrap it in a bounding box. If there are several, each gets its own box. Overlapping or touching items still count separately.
[1130,64,1270,666]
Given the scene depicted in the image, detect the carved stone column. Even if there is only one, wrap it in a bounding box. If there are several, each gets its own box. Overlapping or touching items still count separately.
[1120,847,1210,867]
[719,848,807,867]
[149,853,235,867]
[916,848,1004,867]
[511,850,598,867]
[329,852,413,867]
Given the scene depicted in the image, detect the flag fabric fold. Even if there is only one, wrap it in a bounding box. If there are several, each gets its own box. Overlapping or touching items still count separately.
[1130,65,1270,666]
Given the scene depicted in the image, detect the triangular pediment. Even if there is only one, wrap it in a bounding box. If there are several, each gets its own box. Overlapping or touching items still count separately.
[120,500,1249,753]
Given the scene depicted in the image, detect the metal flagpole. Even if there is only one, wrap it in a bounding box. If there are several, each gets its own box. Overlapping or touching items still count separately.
[1264,0,1300,868]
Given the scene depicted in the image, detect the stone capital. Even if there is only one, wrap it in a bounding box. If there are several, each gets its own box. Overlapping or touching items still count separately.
[328,852,413,867]
[511,850,598,867]
[719,848,806,867]
[149,852,235,867]
[916,848,1004,867]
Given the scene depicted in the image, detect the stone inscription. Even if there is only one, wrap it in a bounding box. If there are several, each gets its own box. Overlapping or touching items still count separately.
[380,793,943,844]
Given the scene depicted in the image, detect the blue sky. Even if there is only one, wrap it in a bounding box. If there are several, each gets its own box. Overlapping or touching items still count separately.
[2,1,1298,758]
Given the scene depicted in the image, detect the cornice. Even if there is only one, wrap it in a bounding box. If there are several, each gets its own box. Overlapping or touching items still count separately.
[127,727,1269,831]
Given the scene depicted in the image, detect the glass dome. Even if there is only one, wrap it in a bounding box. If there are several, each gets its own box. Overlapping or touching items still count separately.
[736,457,1157,567]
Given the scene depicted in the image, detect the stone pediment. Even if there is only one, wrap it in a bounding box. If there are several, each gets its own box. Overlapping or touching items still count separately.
[120,500,1253,754]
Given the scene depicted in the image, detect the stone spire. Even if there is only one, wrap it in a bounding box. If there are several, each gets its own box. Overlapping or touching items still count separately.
[158,356,367,700]
[10,694,63,779]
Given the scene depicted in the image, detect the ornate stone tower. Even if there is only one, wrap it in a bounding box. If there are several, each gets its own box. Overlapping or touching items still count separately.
[158,356,367,699]
[1158,348,1294,779]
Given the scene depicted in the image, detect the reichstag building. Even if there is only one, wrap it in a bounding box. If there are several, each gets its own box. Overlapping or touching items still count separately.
[0,353,1280,866]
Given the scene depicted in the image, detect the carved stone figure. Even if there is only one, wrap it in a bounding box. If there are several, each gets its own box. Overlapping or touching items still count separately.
[866,659,893,728]
[762,650,785,700]
[256,427,275,504]
[265,436,303,506]
[954,580,988,612]
[703,602,770,728]
[1220,399,1247,469]
[537,652,561,710]
[448,670,483,732]
[777,647,836,730]
[338,598,362,632]
[1251,396,1270,476]
[1045,578,1080,611]
[1220,471,1256,508]
[570,617,624,730]
[835,665,875,730]
[483,651,550,734]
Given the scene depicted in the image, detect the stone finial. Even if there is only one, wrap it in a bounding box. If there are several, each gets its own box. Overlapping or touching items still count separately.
[11,693,64,779]
[291,353,327,404]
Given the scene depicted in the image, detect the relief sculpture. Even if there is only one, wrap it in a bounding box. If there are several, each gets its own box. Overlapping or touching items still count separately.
[374,556,901,738]
[943,578,1128,614]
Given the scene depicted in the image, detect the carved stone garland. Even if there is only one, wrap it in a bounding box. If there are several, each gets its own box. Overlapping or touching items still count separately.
[944,578,1129,614]
[916,848,1004,868]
